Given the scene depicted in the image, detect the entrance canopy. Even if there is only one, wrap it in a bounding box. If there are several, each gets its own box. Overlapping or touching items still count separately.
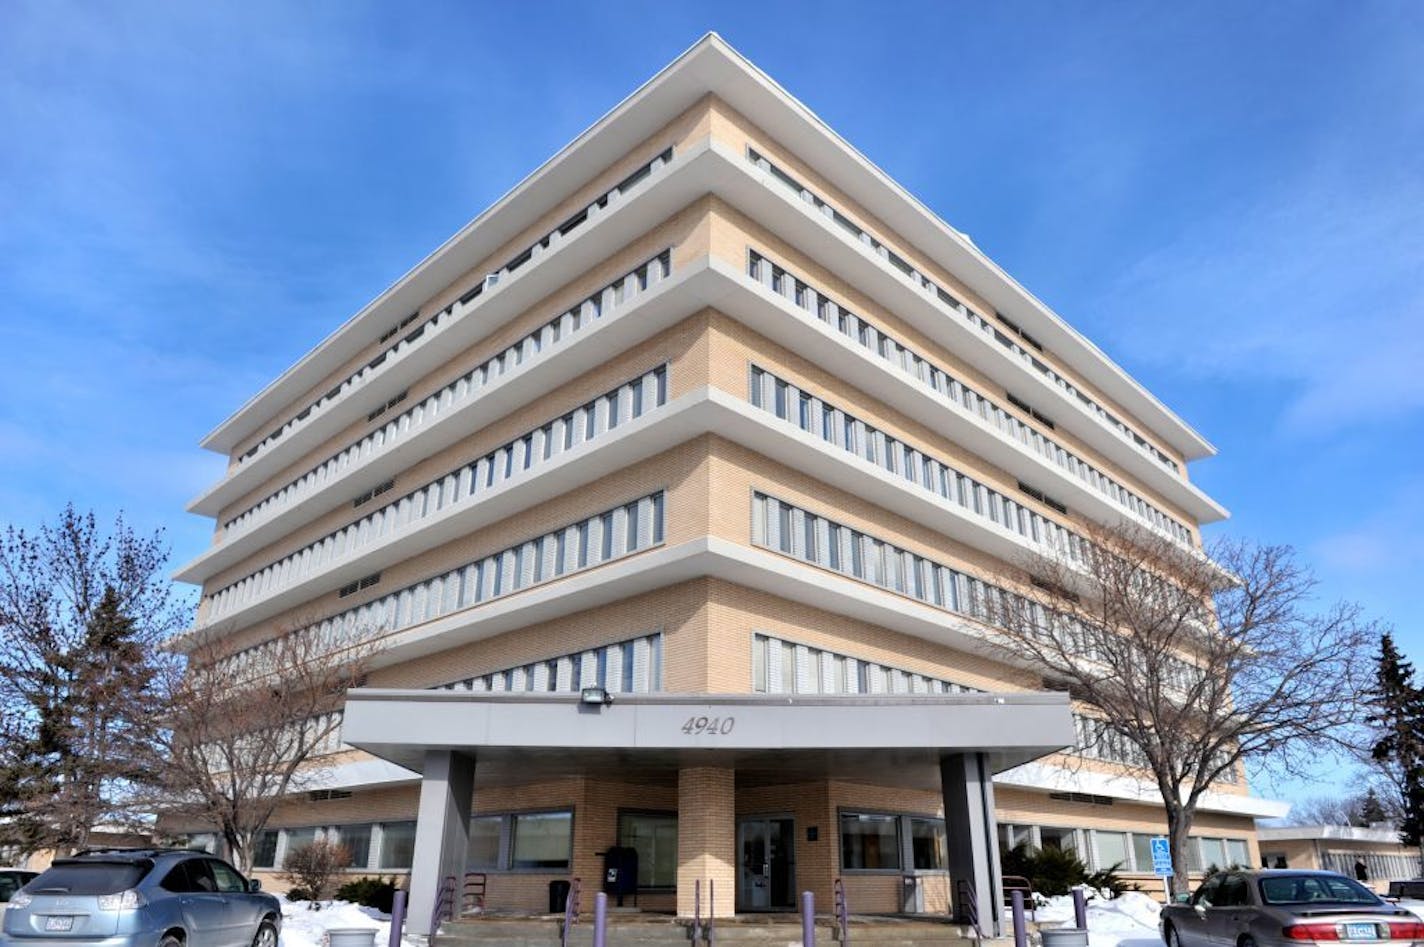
[341,689,1075,789]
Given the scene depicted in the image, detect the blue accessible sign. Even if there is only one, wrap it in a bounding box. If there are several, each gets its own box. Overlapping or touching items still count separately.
[1150,837,1174,877]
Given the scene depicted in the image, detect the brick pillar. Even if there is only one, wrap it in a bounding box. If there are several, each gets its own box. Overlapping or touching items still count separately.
[677,765,736,917]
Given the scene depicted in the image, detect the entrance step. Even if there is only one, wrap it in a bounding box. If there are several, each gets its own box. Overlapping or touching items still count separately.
[433,915,989,947]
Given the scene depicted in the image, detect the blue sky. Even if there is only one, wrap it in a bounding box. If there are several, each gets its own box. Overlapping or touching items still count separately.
[2,2,1420,803]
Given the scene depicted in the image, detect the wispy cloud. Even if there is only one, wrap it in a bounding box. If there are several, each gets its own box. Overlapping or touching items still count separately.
[1093,166,1424,436]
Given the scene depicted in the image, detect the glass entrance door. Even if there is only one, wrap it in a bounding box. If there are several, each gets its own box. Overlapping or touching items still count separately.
[737,817,796,911]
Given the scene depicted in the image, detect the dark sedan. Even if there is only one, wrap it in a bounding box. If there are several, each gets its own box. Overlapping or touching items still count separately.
[1161,870,1424,947]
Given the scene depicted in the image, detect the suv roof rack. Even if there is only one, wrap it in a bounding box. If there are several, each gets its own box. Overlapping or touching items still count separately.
[69,847,194,858]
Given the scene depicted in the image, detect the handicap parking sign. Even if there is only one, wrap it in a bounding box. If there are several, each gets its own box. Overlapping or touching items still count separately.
[1150,837,1174,877]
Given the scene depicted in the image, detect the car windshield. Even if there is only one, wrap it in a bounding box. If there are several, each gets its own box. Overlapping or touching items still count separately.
[1259,875,1381,905]
[28,861,151,896]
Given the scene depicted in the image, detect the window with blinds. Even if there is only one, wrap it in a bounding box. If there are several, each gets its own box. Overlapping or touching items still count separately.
[751,633,978,696]
[436,631,662,695]
[750,365,1087,562]
[206,366,668,622]
[222,492,666,682]
[745,248,1193,545]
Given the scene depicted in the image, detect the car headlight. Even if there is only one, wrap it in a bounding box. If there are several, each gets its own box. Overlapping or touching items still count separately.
[5,892,32,910]
[96,889,145,911]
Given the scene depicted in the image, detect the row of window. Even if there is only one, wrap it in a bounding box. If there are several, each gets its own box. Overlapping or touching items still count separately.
[218,492,666,680]
[751,492,1203,697]
[751,632,980,697]
[250,821,418,872]
[999,823,1250,874]
[231,146,673,471]
[222,248,672,539]
[752,490,1041,635]
[1314,851,1423,881]
[207,365,668,622]
[1074,714,1237,783]
[749,365,1090,563]
[745,250,1192,546]
[435,631,664,695]
[745,150,1182,477]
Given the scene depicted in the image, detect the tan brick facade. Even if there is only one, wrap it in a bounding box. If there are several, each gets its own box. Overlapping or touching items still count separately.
[177,39,1266,923]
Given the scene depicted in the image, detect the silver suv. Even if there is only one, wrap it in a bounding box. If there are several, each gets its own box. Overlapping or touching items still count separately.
[2,848,280,947]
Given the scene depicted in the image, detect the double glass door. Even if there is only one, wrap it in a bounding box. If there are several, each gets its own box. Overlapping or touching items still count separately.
[737,817,796,911]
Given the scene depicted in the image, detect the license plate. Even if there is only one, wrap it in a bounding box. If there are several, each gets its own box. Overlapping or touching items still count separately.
[44,916,74,932]
[1343,923,1379,941]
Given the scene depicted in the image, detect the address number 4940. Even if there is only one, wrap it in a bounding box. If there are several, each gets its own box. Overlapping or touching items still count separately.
[682,716,735,735]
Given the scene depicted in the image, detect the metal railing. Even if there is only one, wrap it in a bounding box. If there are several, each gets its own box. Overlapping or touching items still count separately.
[561,877,582,947]
[833,877,850,946]
[955,879,985,941]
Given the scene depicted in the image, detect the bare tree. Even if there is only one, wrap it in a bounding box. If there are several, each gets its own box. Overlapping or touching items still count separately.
[280,839,353,904]
[0,506,186,855]
[1285,790,1398,827]
[146,619,377,872]
[990,523,1374,893]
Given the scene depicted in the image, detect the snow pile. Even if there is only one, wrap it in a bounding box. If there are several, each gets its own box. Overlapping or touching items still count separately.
[1035,890,1163,947]
[278,899,415,947]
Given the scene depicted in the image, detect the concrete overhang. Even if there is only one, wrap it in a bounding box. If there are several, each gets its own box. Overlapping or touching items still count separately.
[340,690,1076,791]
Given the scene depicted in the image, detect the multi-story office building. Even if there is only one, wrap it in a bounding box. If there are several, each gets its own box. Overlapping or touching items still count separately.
[174,35,1284,936]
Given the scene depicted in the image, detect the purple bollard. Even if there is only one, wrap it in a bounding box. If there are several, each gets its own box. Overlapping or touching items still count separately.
[1072,886,1087,929]
[801,891,816,947]
[593,891,608,947]
[1011,890,1027,947]
[387,889,407,947]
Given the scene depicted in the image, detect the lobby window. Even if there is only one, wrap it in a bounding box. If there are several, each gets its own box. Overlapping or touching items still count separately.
[512,812,573,870]
[619,811,677,888]
[842,813,901,870]
[841,812,949,873]
[910,818,947,870]
[464,810,574,872]
[468,816,503,870]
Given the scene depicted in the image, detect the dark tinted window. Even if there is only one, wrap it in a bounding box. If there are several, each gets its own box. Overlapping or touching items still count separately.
[29,862,150,895]
[161,861,206,894]
[1194,875,1223,906]
[1260,875,1380,905]
[0,871,35,902]
[1219,875,1249,907]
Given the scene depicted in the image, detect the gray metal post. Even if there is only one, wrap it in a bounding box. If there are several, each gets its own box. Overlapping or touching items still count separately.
[1072,886,1087,929]
[801,891,816,947]
[593,892,608,947]
[406,750,475,938]
[1011,890,1027,947]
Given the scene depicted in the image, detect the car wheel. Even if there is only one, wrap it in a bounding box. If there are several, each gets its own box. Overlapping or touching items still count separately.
[252,920,278,947]
[158,936,183,947]
[1239,936,1257,947]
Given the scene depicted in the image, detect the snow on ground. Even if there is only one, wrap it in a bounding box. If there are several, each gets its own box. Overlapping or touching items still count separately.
[278,899,416,947]
[1035,890,1164,947]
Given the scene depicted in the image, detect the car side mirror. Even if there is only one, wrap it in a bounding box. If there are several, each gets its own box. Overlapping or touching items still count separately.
[1174,893,1191,904]
[247,879,262,892]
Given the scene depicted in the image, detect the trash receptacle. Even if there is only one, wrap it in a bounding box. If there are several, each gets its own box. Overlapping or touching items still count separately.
[325,929,379,947]
[1041,928,1090,947]
[549,879,572,913]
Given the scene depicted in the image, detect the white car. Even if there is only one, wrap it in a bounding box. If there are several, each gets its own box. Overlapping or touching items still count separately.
[0,867,39,903]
